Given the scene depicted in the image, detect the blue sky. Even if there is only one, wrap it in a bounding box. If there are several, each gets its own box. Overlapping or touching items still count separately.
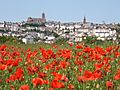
[0,0,119,23]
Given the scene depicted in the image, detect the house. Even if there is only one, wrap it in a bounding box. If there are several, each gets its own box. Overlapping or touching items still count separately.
[3,33,10,36]
[44,35,55,43]
[93,27,117,41]
[0,22,4,30]
[37,33,45,39]
[22,35,34,44]
[4,22,19,31]
[0,32,3,36]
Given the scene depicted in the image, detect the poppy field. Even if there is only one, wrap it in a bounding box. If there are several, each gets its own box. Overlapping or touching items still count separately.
[0,43,120,90]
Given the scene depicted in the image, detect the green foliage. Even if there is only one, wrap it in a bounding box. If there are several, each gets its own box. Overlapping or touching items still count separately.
[22,23,45,27]
[55,37,68,44]
[0,36,6,44]
[0,36,22,44]
[82,36,97,44]
[0,29,5,32]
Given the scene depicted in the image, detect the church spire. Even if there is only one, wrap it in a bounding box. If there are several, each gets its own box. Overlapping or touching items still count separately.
[83,16,86,24]
[42,12,45,19]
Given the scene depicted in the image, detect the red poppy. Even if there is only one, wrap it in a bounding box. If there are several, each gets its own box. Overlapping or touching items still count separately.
[15,67,24,80]
[76,51,83,56]
[0,57,4,63]
[32,50,38,57]
[68,42,73,47]
[83,70,94,81]
[19,85,29,90]
[68,84,74,90]
[114,52,120,58]
[114,69,120,80]
[0,51,7,57]
[40,48,56,59]
[32,78,44,87]
[43,80,49,84]
[6,67,24,82]
[74,59,83,66]
[106,81,113,90]
[57,49,72,59]
[93,70,103,79]
[44,60,57,70]
[48,88,54,90]
[6,59,14,66]
[52,72,68,82]
[0,64,7,70]
[59,61,70,69]
[76,44,83,49]
[78,67,83,72]
[0,79,2,83]
[77,76,85,83]
[104,64,111,72]
[7,75,17,82]
[12,51,20,57]
[94,63,104,70]
[94,46,106,56]
[12,59,19,66]
[0,44,7,51]
[27,65,39,75]
[83,47,92,53]
[38,72,47,78]
[51,80,65,88]
[106,46,113,53]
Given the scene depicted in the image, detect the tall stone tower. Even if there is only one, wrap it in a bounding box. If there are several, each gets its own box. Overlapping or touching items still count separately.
[83,16,86,24]
[42,12,45,19]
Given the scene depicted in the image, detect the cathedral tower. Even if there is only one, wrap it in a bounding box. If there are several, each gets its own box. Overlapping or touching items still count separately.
[83,16,86,24]
[42,12,45,19]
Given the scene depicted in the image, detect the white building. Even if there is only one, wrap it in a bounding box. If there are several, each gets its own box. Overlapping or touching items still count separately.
[22,35,34,44]
[44,35,55,43]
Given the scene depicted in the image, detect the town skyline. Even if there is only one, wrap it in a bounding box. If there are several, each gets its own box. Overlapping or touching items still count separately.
[0,0,120,23]
[0,13,119,24]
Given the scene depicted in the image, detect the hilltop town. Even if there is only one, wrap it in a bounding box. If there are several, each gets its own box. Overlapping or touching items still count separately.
[0,13,120,44]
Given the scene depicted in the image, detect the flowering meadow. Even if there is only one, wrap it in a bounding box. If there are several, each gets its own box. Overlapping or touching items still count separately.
[0,43,120,90]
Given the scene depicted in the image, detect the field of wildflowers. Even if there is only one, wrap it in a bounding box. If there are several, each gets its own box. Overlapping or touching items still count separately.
[0,42,120,90]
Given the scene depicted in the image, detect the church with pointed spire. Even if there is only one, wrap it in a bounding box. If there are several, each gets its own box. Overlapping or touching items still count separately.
[82,16,90,29]
[83,16,87,24]
[27,13,46,24]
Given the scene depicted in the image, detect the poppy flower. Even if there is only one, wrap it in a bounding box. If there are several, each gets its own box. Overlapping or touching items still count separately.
[76,44,83,49]
[19,85,29,90]
[68,42,73,47]
[0,64,7,70]
[104,64,111,72]
[67,84,74,90]
[77,76,85,83]
[59,61,70,69]
[106,81,113,90]
[83,47,92,53]
[0,57,4,63]
[114,69,120,80]
[74,59,83,66]
[83,70,94,81]
[32,78,44,87]
[94,63,104,70]
[78,67,83,72]
[0,44,7,51]
[51,80,65,89]
[0,79,2,83]
[52,72,68,82]
[38,72,47,78]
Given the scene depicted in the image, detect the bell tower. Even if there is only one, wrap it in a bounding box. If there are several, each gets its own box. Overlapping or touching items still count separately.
[83,16,86,24]
[42,12,45,19]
